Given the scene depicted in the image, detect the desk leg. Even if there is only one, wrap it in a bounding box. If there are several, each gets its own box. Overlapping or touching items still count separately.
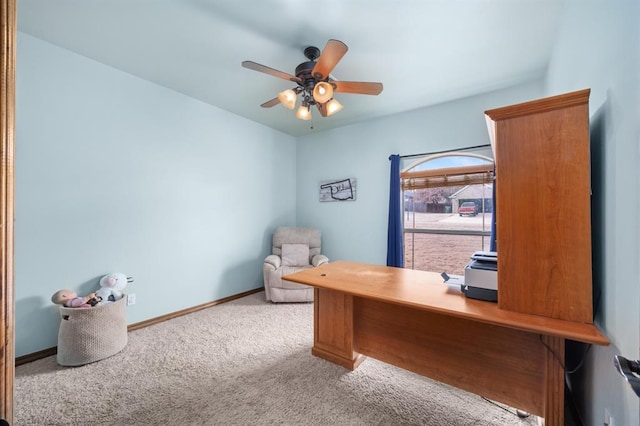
[542,335,565,426]
[312,288,365,370]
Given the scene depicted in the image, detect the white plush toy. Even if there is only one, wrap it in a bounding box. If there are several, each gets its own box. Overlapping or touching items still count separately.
[96,273,133,303]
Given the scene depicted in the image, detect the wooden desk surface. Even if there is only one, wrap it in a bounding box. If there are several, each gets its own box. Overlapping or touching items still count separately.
[283,260,609,346]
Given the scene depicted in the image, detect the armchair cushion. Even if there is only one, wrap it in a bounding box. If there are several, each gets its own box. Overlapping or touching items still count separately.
[281,243,310,267]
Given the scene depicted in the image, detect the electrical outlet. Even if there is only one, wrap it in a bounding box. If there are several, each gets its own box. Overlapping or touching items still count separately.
[127,293,136,306]
[604,408,614,426]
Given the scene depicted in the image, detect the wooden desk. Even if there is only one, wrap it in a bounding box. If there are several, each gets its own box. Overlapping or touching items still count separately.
[283,261,609,426]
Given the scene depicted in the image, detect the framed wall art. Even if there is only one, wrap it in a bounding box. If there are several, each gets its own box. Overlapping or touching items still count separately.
[319,178,357,202]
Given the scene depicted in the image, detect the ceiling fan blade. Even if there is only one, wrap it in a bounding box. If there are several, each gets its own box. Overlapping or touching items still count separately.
[242,61,301,83]
[333,81,383,95]
[316,102,328,117]
[260,97,281,108]
[312,39,348,80]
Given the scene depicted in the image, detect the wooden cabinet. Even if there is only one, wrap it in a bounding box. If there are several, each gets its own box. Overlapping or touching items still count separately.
[484,89,593,323]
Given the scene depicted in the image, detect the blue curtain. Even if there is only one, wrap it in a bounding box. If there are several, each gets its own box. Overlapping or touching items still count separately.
[386,154,404,267]
[489,167,497,252]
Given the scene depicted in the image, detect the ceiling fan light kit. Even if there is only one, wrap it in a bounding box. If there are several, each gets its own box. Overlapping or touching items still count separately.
[296,105,312,121]
[312,81,333,103]
[326,98,343,116]
[242,39,383,121]
[277,89,297,110]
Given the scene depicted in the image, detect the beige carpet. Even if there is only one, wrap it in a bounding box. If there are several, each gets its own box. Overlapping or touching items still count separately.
[15,291,538,425]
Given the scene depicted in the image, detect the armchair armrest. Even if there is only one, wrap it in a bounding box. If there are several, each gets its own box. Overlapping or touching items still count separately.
[264,254,281,270]
[311,254,329,267]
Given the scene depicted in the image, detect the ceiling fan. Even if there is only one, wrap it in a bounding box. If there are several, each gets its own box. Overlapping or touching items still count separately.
[241,39,383,121]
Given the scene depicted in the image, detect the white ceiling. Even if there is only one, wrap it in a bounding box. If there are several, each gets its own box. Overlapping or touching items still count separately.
[17,0,565,137]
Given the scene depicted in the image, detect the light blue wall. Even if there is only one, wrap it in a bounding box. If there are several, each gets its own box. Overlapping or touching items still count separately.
[295,81,543,265]
[544,1,640,425]
[15,33,297,356]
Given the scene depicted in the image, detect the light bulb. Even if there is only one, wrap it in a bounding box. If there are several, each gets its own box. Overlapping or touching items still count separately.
[313,82,333,103]
[277,89,296,110]
[296,105,312,121]
[326,99,343,116]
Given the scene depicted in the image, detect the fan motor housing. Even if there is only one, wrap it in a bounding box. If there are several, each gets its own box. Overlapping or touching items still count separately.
[296,45,324,88]
[295,61,319,90]
[295,61,315,79]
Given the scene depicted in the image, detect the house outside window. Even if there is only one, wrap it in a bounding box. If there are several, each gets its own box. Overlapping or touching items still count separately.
[401,148,494,275]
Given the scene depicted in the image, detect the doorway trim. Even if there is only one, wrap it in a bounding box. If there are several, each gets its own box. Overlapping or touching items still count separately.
[1,0,16,422]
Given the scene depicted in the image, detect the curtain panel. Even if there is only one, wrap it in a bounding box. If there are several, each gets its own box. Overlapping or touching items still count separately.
[386,154,403,267]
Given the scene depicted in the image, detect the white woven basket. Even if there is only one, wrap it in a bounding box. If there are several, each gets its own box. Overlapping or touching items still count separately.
[56,296,128,366]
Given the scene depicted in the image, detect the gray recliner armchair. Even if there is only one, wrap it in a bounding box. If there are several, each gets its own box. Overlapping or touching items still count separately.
[263,227,329,302]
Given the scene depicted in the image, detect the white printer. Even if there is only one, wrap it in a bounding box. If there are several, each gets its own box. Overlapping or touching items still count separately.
[463,251,497,302]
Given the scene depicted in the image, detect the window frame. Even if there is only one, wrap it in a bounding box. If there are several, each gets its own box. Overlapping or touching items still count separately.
[401,147,494,272]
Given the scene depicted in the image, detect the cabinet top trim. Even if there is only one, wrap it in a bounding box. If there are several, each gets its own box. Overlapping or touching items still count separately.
[484,88,590,122]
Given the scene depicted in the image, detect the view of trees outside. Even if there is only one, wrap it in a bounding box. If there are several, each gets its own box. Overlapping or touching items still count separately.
[405,186,461,214]
[403,183,493,275]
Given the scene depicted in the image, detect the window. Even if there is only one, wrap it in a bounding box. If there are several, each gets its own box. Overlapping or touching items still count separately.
[401,147,494,275]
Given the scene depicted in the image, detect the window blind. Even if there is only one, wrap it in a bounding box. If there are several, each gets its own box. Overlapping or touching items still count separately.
[401,163,494,190]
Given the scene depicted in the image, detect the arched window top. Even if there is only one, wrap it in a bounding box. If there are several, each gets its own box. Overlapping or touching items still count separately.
[403,152,493,173]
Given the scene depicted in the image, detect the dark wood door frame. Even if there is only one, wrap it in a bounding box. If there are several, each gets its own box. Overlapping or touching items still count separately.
[1,0,16,422]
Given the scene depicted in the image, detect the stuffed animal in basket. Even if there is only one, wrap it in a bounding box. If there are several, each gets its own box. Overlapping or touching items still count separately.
[51,289,96,308]
[86,294,103,306]
[96,273,133,303]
